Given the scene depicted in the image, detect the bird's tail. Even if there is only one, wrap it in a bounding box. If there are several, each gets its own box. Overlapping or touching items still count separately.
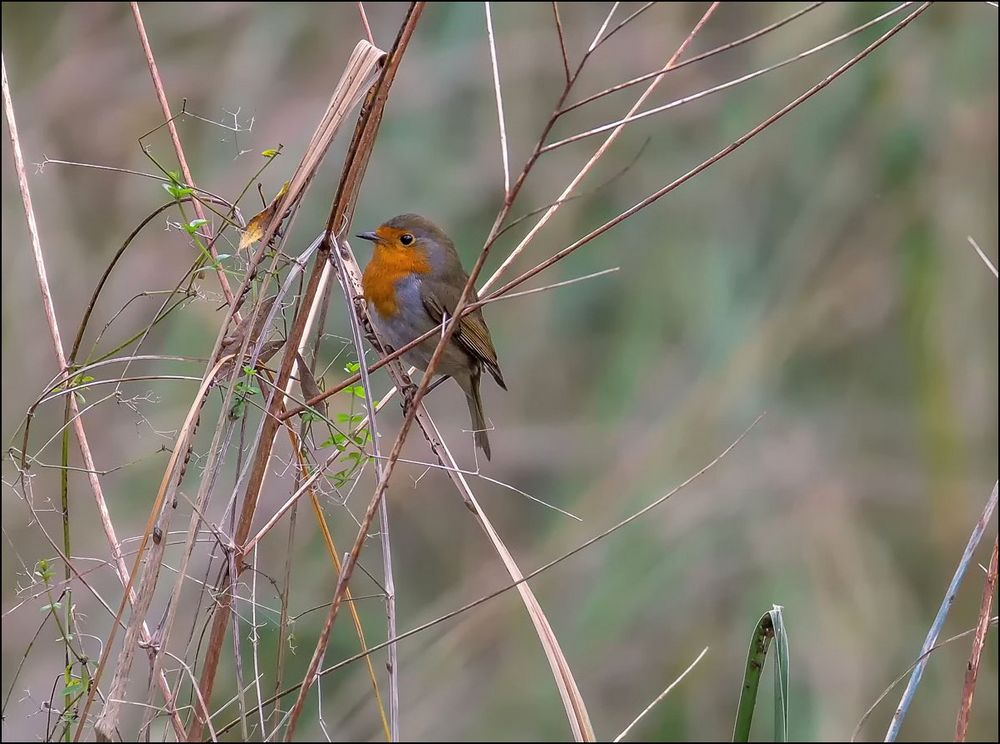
[465,376,491,460]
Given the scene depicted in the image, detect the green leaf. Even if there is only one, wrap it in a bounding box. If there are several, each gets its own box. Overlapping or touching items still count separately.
[162,182,194,200]
[185,218,208,234]
[732,605,789,742]
[345,361,361,373]
[261,148,280,158]
[349,385,367,399]
[40,602,63,613]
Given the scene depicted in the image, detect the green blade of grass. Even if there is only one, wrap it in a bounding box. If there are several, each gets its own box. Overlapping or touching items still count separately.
[733,604,789,742]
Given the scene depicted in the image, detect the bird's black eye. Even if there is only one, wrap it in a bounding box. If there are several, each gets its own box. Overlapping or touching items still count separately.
[399,233,414,246]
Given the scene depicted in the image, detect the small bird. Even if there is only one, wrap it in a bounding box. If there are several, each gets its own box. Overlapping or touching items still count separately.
[358,214,506,459]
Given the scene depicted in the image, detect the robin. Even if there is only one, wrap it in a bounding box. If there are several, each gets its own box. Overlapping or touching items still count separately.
[357,214,506,459]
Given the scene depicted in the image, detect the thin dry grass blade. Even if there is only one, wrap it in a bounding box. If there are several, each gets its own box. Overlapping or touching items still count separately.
[424,414,596,741]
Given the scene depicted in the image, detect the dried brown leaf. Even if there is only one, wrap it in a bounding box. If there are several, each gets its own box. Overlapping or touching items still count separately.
[239,181,290,251]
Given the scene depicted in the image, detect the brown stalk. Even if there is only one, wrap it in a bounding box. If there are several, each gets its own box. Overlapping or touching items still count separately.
[81,355,232,741]
[953,535,998,741]
[278,5,425,738]
[551,2,571,83]
[187,24,398,743]
[285,425,392,741]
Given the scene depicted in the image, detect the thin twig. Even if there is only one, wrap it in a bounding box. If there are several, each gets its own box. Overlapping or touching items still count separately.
[967,236,998,278]
[357,1,375,44]
[614,647,709,742]
[560,2,825,115]
[588,2,620,53]
[551,2,571,83]
[543,3,913,153]
[481,2,721,293]
[592,2,655,52]
[486,3,933,305]
[954,536,999,741]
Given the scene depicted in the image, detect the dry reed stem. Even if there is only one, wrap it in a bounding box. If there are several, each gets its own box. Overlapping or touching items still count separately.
[187,39,387,740]
[954,535,999,741]
[967,236,998,278]
[326,242,399,738]
[2,52,188,742]
[88,356,231,741]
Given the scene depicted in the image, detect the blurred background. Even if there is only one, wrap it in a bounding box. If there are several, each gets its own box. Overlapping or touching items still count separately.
[2,2,997,741]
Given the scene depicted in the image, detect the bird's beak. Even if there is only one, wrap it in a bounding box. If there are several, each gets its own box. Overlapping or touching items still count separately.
[356,231,379,243]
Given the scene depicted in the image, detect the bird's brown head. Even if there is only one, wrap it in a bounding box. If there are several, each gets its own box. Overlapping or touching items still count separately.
[356,213,458,264]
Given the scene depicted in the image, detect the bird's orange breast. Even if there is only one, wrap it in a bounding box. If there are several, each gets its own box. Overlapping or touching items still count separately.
[362,245,432,317]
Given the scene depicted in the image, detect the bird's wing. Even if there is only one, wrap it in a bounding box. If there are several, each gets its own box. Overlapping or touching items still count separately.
[422,287,506,389]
